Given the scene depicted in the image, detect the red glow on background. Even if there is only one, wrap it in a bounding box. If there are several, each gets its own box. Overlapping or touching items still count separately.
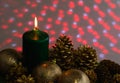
[0,0,120,64]
[2,25,8,29]
[84,6,90,13]
[69,1,75,8]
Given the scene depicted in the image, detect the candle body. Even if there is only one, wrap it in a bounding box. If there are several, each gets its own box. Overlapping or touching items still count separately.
[22,30,49,71]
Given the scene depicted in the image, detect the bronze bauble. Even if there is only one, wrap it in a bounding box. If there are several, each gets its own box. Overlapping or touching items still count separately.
[0,48,19,74]
[58,69,90,83]
[33,61,62,83]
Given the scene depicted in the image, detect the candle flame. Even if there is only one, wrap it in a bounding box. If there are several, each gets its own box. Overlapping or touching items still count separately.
[34,17,39,30]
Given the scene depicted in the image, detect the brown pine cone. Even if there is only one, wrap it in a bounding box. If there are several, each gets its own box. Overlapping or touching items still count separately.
[85,69,97,83]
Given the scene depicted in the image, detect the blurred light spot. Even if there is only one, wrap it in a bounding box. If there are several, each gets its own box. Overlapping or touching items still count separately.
[73,21,77,25]
[83,13,88,16]
[57,17,62,21]
[93,4,97,8]
[98,17,102,21]
[111,21,116,25]
[36,0,41,3]
[92,38,97,42]
[4,4,9,7]
[103,29,107,33]
[99,53,105,59]
[28,21,33,26]
[118,33,120,37]
[76,34,81,38]
[24,8,29,12]
[45,25,50,29]
[107,9,111,13]
[12,30,17,33]
[8,17,15,23]
[53,4,57,7]
[109,43,114,47]
[61,30,66,34]
[11,43,17,47]
[87,25,92,29]
[79,0,83,2]
[69,8,73,12]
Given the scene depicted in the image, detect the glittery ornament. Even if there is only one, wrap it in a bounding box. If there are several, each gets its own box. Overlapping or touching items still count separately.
[0,48,19,74]
[33,61,62,83]
[58,69,90,83]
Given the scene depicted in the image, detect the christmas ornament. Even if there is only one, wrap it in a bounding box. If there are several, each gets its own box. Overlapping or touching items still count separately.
[33,61,62,83]
[57,69,90,83]
[74,45,98,71]
[0,48,20,74]
[49,35,75,71]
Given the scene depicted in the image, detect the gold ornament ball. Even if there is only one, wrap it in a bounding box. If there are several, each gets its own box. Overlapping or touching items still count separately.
[0,48,19,74]
[58,69,90,83]
[33,61,62,83]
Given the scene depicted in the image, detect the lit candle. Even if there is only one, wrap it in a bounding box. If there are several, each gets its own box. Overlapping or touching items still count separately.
[22,17,49,71]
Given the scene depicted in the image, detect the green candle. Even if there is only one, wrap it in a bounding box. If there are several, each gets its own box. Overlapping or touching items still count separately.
[22,17,49,71]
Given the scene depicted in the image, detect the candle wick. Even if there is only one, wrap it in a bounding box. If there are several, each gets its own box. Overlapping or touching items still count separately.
[34,27,39,30]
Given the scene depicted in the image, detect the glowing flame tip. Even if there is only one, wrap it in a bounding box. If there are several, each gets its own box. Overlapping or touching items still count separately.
[34,17,39,30]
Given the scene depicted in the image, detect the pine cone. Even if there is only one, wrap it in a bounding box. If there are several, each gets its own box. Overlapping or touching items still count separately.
[6,62,27,83]
[95,61,113,83]
[113,74,120,83]
[16,75,35,83]
[85,69,97,83]
[74,45,98,71]
[49,35,74,71]
[98,60,120,75]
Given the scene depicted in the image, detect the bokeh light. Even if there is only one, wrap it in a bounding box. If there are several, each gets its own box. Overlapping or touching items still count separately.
[0,0,120,64]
